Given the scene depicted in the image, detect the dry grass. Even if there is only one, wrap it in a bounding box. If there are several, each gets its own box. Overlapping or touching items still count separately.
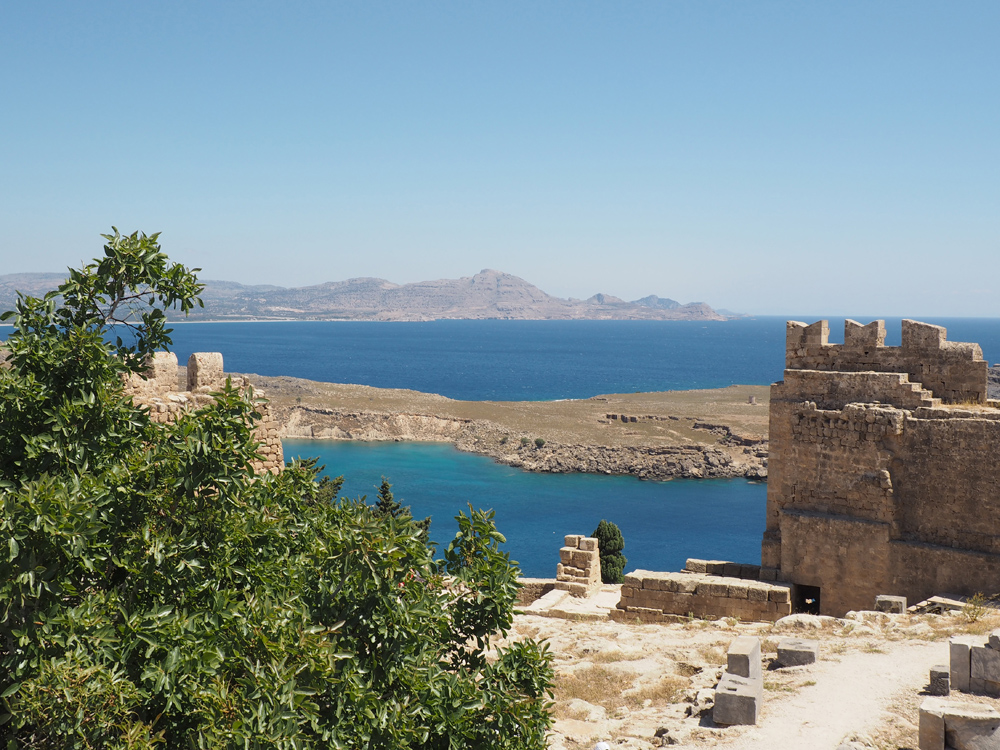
[696,642,729,666]
[555,665,637,709]
[589,648,647,663]
[246,373,771,449]
[553,665,688,713]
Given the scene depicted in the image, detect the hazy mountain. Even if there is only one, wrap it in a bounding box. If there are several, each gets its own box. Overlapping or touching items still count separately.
[0,269,727,322]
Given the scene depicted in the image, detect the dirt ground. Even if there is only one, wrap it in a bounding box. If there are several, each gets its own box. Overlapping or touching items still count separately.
[496,606,1000,750]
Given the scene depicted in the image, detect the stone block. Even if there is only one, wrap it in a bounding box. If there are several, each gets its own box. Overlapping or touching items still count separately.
[918,697,1000,750]
[928,665,950,696]
[697,581,730,598]
[727,583,749,599]
[685,559,708,573]
[675,576,701,594]
[769,586,791,604]
[874,595,907,614]
[727,636,761,680]
[187,352,224,391]
[971,646,1000,683]
[949,635,977,693]
[713,672,762,726]
[564,535,583,548]
[559,547,574,564]
[622,571,646,587]
[723,563,742,578]
[578,537,598,552]
[705,560,728,575]
[758,567,778,582]
[747,583,770,603]
[739,564,761,580]
[776,638,819,667]
[919,698,945,750]
[989,629,1000,651]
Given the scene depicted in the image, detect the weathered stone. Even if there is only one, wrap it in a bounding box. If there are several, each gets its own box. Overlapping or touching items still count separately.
[776,638,818,667]
[874,595,907,614]
[989,628,1000,651]
[928,665,950,696]
[564,535,583,548]
[971,645,1000,683]
[685,559,708,574]
[950,636,978,693]
[713,672,762,726]
[768,319,996,617]
[578,537,598,552]
[918,697,1000,750]
[726,636,761,680]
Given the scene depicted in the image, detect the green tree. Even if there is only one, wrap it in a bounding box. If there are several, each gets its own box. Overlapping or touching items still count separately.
[373,477,431,541]
[592,519,628,584]
[0,230,552,749]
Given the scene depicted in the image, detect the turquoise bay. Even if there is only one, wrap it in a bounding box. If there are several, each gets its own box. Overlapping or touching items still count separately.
[284,439,767,578]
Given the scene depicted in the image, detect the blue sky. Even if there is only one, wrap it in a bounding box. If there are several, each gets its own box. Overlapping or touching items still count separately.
[1,2,997,316]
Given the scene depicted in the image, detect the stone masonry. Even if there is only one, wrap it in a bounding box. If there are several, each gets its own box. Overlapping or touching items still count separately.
[556,535,601,597]
[124,351,284,474]
[764,319,1000,616]
[614,566,792,623]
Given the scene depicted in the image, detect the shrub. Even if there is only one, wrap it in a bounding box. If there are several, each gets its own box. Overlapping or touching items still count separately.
[0,229,553,749]
[534,437,546,448]
[592,519,628,584]
[520,437,531,447]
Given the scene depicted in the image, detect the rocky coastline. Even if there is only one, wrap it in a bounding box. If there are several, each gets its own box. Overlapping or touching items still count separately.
[278,403,769,481]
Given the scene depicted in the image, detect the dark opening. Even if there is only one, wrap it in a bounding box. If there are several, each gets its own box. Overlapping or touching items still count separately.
[794,584,821,615]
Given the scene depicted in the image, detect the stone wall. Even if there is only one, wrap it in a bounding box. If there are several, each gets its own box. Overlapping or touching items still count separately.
[766,318,1000,616]
[124,352,284,474]
[613,569,792,623]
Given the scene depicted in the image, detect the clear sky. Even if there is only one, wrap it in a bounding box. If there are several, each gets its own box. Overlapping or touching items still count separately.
[2,2,997,316]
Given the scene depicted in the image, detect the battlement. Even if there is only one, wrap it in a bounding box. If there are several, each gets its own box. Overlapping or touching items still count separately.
[124,352,284,474]
[785,319,987,404]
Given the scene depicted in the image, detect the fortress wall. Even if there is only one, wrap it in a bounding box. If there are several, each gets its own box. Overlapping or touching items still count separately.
[896,416,1000,554]
[124,352,284,474]
[767,319,1000,615]
[785,319,988,404]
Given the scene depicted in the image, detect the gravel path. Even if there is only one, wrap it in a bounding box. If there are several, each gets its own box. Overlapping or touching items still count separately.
[724,641,942,750]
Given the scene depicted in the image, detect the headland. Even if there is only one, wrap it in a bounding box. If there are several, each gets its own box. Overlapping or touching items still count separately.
[235,371,771,481]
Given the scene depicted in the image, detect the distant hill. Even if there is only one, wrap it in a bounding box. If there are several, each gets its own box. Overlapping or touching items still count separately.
[0,269,728,322]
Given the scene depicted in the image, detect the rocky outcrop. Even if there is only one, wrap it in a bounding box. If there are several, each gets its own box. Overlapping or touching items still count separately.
[276,404,768,481]
[989,364,1000,400]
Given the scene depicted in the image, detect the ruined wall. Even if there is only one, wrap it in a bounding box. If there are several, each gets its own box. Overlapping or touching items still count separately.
[124,352,284,474]
[766,319,1000,616]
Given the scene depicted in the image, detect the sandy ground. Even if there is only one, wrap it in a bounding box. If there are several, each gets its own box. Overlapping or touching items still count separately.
[495,599,1000,750]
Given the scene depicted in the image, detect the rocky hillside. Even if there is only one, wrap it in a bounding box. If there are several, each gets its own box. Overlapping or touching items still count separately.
[0,270,726,322]
[188,269,725,321]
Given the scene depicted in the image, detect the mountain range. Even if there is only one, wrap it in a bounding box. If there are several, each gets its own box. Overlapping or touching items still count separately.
[0,269,728,322]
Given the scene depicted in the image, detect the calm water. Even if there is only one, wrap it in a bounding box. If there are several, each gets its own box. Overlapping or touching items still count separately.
[2,316,998,401]
[285,439,767,578]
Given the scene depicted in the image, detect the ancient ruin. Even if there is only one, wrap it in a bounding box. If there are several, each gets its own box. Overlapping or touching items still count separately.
[124,351,284,474]
[764,318,1000,616]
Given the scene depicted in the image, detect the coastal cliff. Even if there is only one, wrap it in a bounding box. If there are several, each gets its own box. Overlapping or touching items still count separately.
[262,378,770,481]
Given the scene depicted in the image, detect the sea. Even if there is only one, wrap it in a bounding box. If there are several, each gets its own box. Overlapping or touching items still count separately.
[3,316,999,577]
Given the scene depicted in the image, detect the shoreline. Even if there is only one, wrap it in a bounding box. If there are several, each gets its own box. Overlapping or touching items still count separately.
[240,373,771,482]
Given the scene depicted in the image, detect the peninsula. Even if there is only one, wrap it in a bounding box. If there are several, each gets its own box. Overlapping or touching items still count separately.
[238,371,771,481]
[0,270,728,322]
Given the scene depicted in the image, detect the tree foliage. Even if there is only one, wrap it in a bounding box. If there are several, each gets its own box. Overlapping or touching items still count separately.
[0,231,553,749]
[591,520,627,584]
